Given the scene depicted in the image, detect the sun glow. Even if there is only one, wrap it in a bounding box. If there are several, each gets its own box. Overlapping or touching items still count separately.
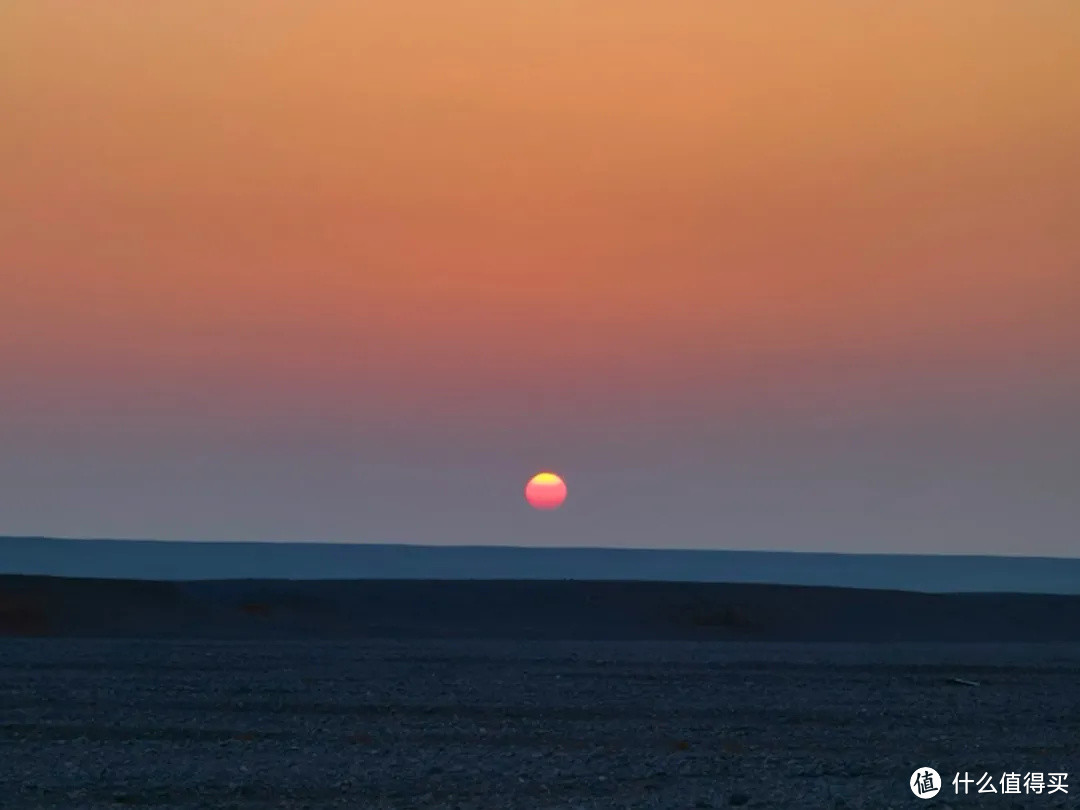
[525,472,568,510]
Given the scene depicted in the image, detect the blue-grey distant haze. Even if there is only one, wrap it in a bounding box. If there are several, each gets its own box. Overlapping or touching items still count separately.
[4,537,1080,595]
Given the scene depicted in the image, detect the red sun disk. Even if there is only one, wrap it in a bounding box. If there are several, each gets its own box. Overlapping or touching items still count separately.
[525,473,567,510]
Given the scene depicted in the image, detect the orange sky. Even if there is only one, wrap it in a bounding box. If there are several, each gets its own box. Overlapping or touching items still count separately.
[1,2,1078,549]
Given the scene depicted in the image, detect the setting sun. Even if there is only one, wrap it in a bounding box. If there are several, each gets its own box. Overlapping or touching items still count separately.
[525,472,567,511]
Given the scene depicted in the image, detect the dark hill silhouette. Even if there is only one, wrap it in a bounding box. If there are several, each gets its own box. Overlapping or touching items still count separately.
[3,575,1080,642]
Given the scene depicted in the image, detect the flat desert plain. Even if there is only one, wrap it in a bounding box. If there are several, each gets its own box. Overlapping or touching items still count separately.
[1,640,1077,809]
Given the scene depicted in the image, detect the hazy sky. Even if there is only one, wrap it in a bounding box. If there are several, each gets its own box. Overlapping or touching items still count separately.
[2,2,1078,554]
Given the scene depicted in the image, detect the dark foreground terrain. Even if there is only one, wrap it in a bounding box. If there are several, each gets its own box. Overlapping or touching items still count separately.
[1,639,1077,809]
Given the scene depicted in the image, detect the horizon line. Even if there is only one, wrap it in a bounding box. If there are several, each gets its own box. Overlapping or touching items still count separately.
[5,535,1077,562]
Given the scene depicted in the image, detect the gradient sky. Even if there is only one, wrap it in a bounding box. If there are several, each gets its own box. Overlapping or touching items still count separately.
[2,1,1078,554]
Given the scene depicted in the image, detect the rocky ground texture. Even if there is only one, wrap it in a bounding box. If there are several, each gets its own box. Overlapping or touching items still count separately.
[1,640,1077,809]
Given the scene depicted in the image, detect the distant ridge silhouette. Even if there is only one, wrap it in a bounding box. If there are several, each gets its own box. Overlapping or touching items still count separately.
[4,575,1080,641]
[2,536,1078,594]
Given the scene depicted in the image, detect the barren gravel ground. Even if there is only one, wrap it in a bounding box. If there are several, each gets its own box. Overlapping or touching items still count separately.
[1,640,1077,809]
